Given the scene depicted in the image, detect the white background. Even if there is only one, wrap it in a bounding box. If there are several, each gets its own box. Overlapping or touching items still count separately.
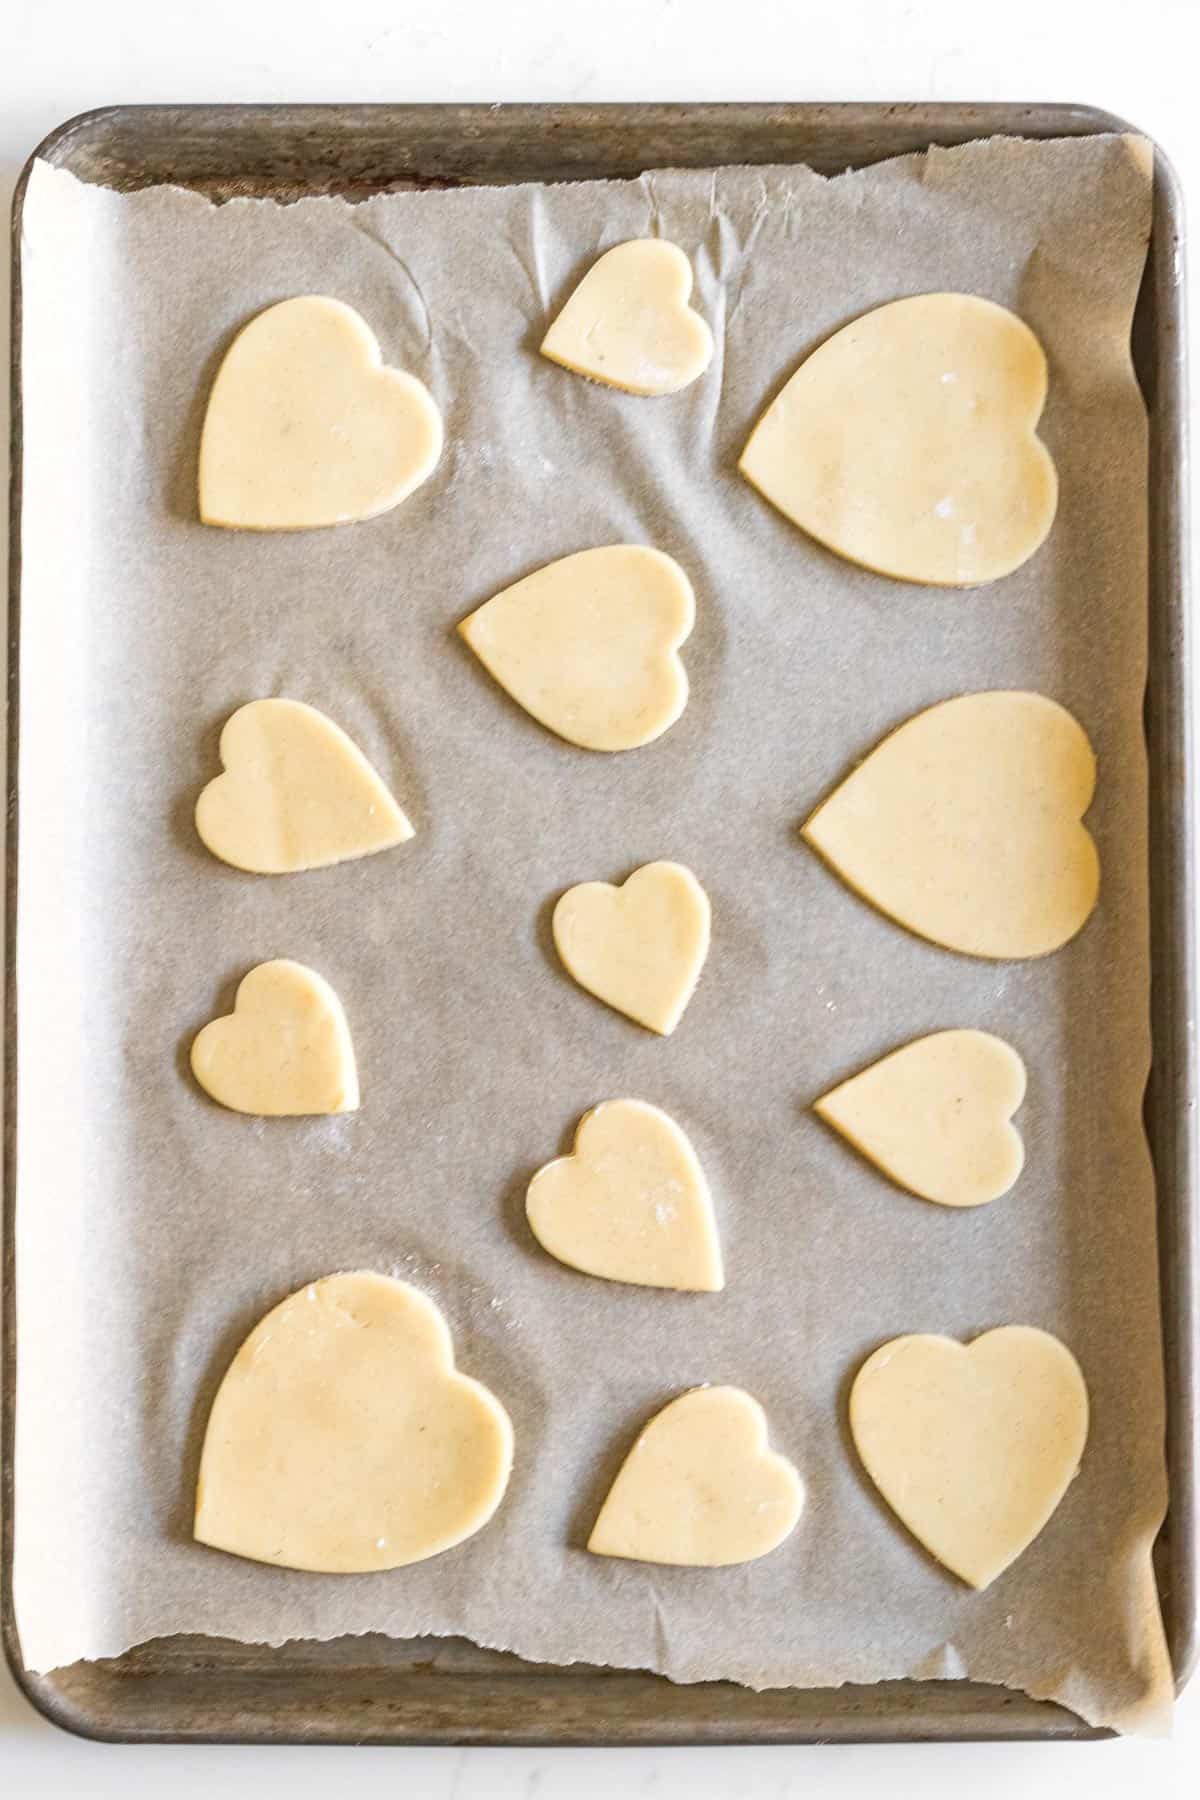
[1,0,1197,1792]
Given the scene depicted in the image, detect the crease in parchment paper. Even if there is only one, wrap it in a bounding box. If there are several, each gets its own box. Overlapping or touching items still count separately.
[13,136,1171,1734]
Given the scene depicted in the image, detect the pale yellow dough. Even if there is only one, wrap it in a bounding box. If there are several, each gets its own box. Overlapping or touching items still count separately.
[191,959,358,1116]
[199,296,442,531]
[815,1030,1026,1208]
[553,861,710,1035]
[194,1272,513,1572]
[526,1099,723,1291]
[195,698,414,874]
[458,545,693,753]
[540,239,714,396]
[589,1387,804,1567]
[803,691,1099,960]
[739,293,1057,586]
[850,1327,1088,1589]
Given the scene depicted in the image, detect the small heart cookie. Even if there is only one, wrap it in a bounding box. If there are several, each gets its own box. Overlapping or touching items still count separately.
[541,239,714,396]
[815,1030,1026,1208]
[740,293,1057,586]
[526,1099,723,1291]
[850,1326,1089,1588]
[553,861,710,1035]
[199,296,442,531]
[195,1272,513,1572]
[589,1387,804,1567]
[458,545,694,752]
[196,698,414,874]
[803,691,1099,960]
[191,959,358,1116]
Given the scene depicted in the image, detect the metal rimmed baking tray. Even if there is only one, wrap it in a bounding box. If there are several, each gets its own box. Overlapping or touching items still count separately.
[3,101,1195,1745]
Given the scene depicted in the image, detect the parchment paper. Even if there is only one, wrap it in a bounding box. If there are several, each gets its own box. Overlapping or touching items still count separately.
[13,135,1172,1732]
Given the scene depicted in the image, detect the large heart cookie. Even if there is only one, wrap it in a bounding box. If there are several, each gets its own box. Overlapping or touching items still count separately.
[195,698,414,874]
[589,1387,804,1567]
[526,1099,723,1291]
[541,239,714,396]
[199,296,442,531]
[803,691,1099,959]
[553,861,710,1035]
[195,1271,513,1571]
[739,293,1057,586]
[458,545,694,752]
[850,1327,1089,1588]
[190,959,358,1116]
[815,1030,1026,1208]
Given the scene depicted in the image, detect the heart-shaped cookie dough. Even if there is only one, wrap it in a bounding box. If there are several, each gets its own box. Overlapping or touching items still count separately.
[195,698,414,874]
[739,293,1057,586]
[850,1326,1088,1588]
[815,1030,1026,1208]
[190,959,358,1116]
[199,296,442,531]
[540,239,714,396]
[195,1271,513,1571]
[589,1387,804,1566]
[526,1099,723,1291]
[458,545,694,752]
[553,861,710,1035]
[803,691,1099,959]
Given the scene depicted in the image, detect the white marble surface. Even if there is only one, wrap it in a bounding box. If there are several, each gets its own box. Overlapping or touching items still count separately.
[2,0,1197,1791]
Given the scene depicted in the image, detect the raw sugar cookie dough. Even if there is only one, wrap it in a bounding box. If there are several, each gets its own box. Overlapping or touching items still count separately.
[199,296,442,531]
[850,1326,1089,1588]
[195,1272,513,1572]
[195,698,414,874]
[589,1387,804,1567]
[541,239,714,395]
[803,691,1099,959]
[815,1029,1027,1208]
[740,293,1057,586]
[190,959,359,1117]
[526,1099,724,1291]
[458,546,694,752]
[552,860,710,1034]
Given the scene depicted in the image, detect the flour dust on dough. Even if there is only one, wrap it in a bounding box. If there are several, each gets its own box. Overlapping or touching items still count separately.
[458,545,694,752]
[199,296,442,531]
[195,698,414,874]
[803,691,1099,960]
[850,1326,1089,1589]
[815,1029,1027,1208]
[589,1386,805,1567]
[552,860,710,1034]
[190,958,359,1116]
[526,1098,724,1291]
[541,239,714,396]
[740,293,1057,586]
[195,1271,513,1572]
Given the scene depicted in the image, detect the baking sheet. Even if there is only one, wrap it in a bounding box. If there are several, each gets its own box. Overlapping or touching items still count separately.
[12,134,1172,1733]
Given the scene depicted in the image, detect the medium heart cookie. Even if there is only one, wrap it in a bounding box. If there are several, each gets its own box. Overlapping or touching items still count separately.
[190,959,358,1116]
[850,1326,1089,1588]
[803,691,1099,959]
[815,1030,1026,1208]
[589,1387,804,1566]
[195,1271,513,1571]
[199,296,442,531]
[541,239,714,396]
[552,861,710,1035]
[195,698,414,874]
[526,1099,723,1291]
[458,545,694,752]
[739,293,1057,586]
